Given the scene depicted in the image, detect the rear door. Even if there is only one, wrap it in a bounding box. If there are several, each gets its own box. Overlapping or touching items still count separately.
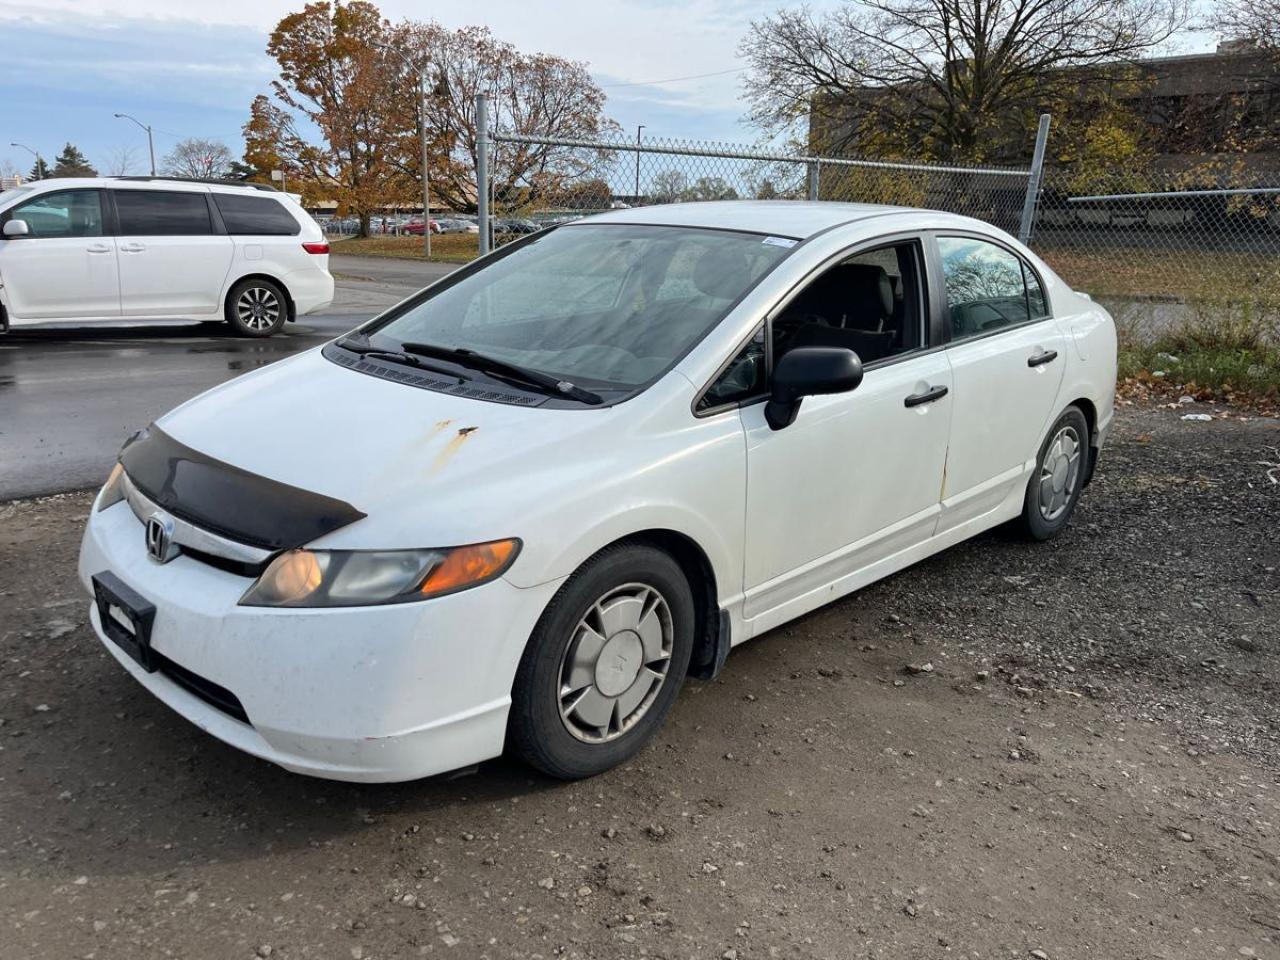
[930,233,1067,531]
[112,188,234,317]
[0,188,120,320]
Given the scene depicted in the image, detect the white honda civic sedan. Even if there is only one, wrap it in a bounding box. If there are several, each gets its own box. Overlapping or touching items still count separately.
[79,201,1116,782]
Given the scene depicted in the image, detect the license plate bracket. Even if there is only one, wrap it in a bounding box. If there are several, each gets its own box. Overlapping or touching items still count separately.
[92,571,157,673]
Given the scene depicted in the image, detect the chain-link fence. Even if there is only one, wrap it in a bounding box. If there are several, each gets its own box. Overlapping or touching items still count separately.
[479,129,1036,246]
[474,101,1279,342]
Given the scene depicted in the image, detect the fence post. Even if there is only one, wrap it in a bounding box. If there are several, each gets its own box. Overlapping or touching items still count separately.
[1018,113,1051,245]
[806,160,820,201]
[476,91,490,256]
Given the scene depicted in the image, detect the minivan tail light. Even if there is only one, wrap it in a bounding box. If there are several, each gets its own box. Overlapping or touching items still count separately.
[302,241,330,254]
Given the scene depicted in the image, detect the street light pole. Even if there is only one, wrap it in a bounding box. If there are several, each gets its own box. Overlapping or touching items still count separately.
[113,113,156,175]
[10,142,44,180]
[375,41,431,258]
[634,124,645,203]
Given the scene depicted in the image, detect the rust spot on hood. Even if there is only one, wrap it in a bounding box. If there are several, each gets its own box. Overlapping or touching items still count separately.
[430,426,479,474]
[427,418,454,439]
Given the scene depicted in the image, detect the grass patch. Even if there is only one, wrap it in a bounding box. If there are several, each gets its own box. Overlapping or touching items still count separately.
[1040,248,1280,307]
[327,234,478,263]
[1116,301,1280,405]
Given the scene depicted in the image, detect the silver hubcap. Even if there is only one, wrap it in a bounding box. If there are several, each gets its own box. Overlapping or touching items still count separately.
[558,583,673,743]
[1038,425,1082,521]
[236,287,281,331]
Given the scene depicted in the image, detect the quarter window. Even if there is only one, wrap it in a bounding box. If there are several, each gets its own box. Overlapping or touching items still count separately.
[7,190,104,238]
[213,194,300,235]
[938,236,1048,338]
[114,190,213,236]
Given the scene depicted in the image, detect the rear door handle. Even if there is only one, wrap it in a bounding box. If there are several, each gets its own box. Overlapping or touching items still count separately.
[119,242,146,253]
[86,243,111,254]
[904,384,949,408]
[1027,349,1058,368]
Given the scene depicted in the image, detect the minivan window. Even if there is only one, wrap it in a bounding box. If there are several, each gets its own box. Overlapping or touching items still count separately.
[114,190,213,236]
[7,189,104,238]
[213,193,300,235]
[365,224,791,390]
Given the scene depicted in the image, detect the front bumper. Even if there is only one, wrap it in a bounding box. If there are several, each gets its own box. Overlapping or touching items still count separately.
[79,498,561,782]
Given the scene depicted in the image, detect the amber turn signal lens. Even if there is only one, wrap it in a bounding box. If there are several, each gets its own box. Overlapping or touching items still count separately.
[418,539,519,598]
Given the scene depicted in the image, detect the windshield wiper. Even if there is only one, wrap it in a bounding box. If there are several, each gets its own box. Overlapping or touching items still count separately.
[335,336,467,382]
[398,341,604,405]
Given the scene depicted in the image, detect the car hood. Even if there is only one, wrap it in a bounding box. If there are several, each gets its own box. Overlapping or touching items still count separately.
[150,348,634,549]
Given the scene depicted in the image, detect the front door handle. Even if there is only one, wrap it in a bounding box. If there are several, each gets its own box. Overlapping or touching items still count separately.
[86,243,112,254]
[119,242,146,253]
[904,384,949,408]
[1027,349,1058,368]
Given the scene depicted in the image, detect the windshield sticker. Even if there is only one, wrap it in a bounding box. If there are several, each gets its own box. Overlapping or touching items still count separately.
[762,236,798,248]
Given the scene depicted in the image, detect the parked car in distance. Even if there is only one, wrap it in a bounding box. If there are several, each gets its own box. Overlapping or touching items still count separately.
[433,218,474,235]
[403,217,441,235]
[0,177,333,336]
[80,201,1116,783]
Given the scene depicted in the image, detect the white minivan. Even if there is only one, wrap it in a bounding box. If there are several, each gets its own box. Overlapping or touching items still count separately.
[0,177,334,336]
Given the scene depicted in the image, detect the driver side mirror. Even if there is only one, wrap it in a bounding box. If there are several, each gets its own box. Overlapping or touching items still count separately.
[2,219,30,238]
[765,346,864,430]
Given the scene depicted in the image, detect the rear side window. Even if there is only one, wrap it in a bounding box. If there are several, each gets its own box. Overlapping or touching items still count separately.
[114,190,213,236]
[213,194,300,236]
[938,236,1046,339]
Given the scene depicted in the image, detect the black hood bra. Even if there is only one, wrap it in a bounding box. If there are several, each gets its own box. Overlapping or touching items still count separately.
[119,425,366,551]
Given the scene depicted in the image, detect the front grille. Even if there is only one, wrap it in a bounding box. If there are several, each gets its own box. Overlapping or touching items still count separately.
[153,652,251,725]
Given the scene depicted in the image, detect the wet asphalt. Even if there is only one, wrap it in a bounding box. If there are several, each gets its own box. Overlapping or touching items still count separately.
[0,255,457,501]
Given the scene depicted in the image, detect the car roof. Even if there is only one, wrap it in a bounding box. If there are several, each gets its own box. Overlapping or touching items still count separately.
[579,200,981,240]
[18,177,280,196]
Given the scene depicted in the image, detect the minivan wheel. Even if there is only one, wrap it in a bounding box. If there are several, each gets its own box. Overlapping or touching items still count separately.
[226,278,287,337]
[508,543,695,780]
[1019,405,1090,541]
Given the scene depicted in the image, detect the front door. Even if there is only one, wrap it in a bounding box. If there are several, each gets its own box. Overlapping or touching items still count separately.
[737,238,953,622]
[112,189,234,317]
[0,189,120,320]
[931,234,1068,531]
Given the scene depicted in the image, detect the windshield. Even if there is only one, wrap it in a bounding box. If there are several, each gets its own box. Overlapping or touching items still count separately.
[364,223,794,390]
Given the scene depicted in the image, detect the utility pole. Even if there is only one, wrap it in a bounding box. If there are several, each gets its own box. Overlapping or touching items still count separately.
[10,142,43,179]
[375,41,432,258]
[113,113,156,175]
[634,124,645,203]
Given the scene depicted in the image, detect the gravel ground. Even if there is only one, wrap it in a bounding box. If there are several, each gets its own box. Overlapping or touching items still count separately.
[1,400,1278,960]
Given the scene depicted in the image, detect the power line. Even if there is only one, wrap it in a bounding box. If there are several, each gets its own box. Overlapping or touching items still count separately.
[599,66,746,89]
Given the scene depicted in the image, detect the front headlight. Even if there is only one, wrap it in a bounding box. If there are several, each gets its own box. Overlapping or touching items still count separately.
[96,462,126,512]
[239,539,520,608]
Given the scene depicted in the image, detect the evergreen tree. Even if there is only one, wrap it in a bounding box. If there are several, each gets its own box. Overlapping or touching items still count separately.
[28,157,51,180]
[51,143,98,178]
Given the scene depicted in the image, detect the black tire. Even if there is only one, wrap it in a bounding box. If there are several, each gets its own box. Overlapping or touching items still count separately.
[1019,405,1090,541]
[508,543,696,780]
[225,278,288,337]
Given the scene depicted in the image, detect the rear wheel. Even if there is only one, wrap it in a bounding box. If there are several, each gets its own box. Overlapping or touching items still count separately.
[508,543,695,779]
[226,278,287,337]
[1019,405,1090,541]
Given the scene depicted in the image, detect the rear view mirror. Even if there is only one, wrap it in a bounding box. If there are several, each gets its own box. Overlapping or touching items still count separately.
[765,346,864,430]
[2,219,30,238]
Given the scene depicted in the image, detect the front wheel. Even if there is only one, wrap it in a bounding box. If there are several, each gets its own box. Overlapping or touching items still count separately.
[1018,405,1090,541]
[226,278,287,337]
[507,544,695,780]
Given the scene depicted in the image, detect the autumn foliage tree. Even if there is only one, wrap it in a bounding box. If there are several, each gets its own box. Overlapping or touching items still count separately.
[245,1,618,230]
[245,1,411,233]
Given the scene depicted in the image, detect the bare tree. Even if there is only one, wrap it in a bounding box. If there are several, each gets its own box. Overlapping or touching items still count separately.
[740,0,1191,161]
[105,144,142,176]
[1211,0,1280,52]
[163,138,235,178]
[392,21,619,213]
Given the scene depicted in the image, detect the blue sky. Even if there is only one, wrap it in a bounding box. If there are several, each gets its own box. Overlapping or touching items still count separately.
[0,0,1212,178]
